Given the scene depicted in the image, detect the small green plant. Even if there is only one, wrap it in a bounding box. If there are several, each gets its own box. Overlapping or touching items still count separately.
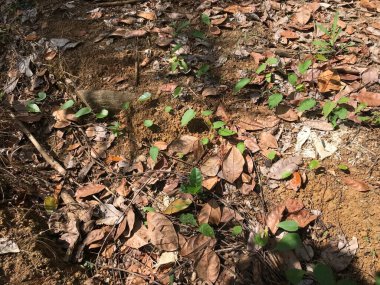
[138,92,152,102]
[234,78,251,93]
[75,107,92,118]
[196,64,209,78]
[173,86,182,98]
[218,128,236,137]
[256,57,279,75]
[322,97,349,127]
[298,98,317,112]
[201,110,213,116]
[122,102,130,110]
[337,164,349,171]
[253,229,269,248]
[231,225,243,236]
[181,109,196,126]
[108,121,122,136]
[281,171,293,179]
[180,213,197,226]
[181,167,203,195]
[285,269,306,285]
[201,137,209,145]
[266,150,277,161]
[96,109,108,119]
[169,55,189,73]
[268,93,283,109]
[144,119,154,128]
[277,220,299,232]
[143,206,156,212]
[309,159,320,170]
[201,13,211,26]
[164,106,173,113]
[275,232,302,251]
[199,223,215,238]
[60,99,75,110]
[212,120,225,129]
[149,146,159,163]
[236,142,245,154]
[173,20,190,34]
[26,91,47,113]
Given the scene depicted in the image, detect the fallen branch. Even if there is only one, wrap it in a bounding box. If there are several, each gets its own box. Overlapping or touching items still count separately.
[9,111,67,176]
[96,0,144,7]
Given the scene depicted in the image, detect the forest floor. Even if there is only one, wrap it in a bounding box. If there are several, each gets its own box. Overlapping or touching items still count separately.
[0,0,379,284]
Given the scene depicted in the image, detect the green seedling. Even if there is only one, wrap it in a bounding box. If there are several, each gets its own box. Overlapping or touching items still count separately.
[275,232,302,251]
[143,206,156,212]
[138,92,152,102]
[234,78,250,93]
[96,109,108,119]
[122,102,130,110]
[108,121,122,136]
[181,167,202,195]
[266,150,277,161]
[337,164,349,171]
[75,107,92,118]
[231,225,243,236]
[60,99,74,110]
[201,137,209,145]
[149,146,159,163]
[212,120,225,129]
[192,29,206,39]
[237,142,245,154]
[26,92,48,113]
[268,93,283,109]
[181,109,196,126]
[201,13,211,26]
[298,98,317,112]
[322,97,349,127]
[173,86,182,98]
[201,110,213,116]
[309,159,320,170]
[180,213,197,226]
[173,20,190,34]
[170,55,189,73]
[253,229,269,248]
[144,119,154,128]
[218,128,236,137]
[199,223,215,238]
[196,64,209,78]
[164,106,173,113]
[256,57,279,76]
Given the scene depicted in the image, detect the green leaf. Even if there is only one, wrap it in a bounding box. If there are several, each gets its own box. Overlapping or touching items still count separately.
[298,98,316,111]
[179,213,197,226]
[175,21,190,33]
[181,167,203,195]
[298,59,312,75]
[267,150,276,160]
[173,86,182,98]
[309,159,320,170]
[26,102,41,113]
[181,109,196,126]
[337,97,349,104]
[234,78,251,93]
[75,107,92,117]
[315,54,328,62]
[285,269,306,285]
[256,63,267,74]
[277,220,299,232]
[275,233,302,251]
[337,164,348,170]
[314,263,336,285]
[253,229,269,247]
[144,119,154,127]
[138,92,152,102]
[96,109,109,119]
[266,57,278,66]
[192,29,205,39]
[376,272,380,285]
[312,39,330,48]
[231,225,243,236]
[149,146,159,163]
[122,102,130,110]
[44,196,58,214]
[198,223,215,238]
[196,64,209,78]
[316,23,330,35]
[143,207,156,212]
[281,171,293,179]
[355,103,367,113]
[336,280,357,285]
[201,137,209,145]
[164,106,173,113]
[201,110,213,116]
[334,107,348,120]
[218,128,236,137]
[236,142,245,154]
[322,100,337,117]
[201,13,211,26]
[36,92,47,102]
[268,93,283,109]
[212,121,225,129]
[265,72,272,83]
[60,99,75,110]
[288,73,298,86]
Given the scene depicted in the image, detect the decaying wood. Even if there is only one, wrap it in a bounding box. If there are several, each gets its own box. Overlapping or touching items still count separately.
[76,89,136,112]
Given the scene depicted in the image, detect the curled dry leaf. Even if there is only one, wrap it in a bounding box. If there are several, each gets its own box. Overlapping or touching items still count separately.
[195,248,220,283]
[281,30,299,39]
[75,183,105,199]
[222,146,245,183]
[180,234,214,257]
[285,199,304,213]
[198,199,221,225]
[163,178,179,196]
[259,132,278,150]
[303,120,334,131]
[115,178,131,197]
[286,172,302,191]
[266,205,286,234]
[137,12,156,21]
[147,212,178,251]
[169,135,198,155]
[355,90,380,107]
[342,177,370,192]
[318,70,341,93]
[156,251,178,267]
[115,208,135,240]
[201,156,220,176]
[153,141,168,150]
[361,67,378,85]
[202,176,219,191]
[268,156,303,180]
[244,137,260,153]
[124,222,150,249]
[276,105,299,122]
[287,209,317,228]
[202,87,218,97]
[97,204,123,226]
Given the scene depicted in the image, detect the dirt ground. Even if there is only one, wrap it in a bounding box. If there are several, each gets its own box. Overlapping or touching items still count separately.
[0,0,379,284]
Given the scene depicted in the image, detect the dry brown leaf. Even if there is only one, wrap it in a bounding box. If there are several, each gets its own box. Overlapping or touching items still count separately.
[169,135,198,155]
[137,12,156,21]
[268,156,303,180]
[286,172,302,191]
[360,0,380,11]
[156,36,173,47]
[201,156,220,176]
[259,132,278,150]
[266,205,286,234]
[285,199,304,213]
[180,234,213,257]
[125,223,149,249]
[240,182,255,195]
[211,14,228,26]
[202,176,219,191]
[163,178,179,196]
[223,4,255,14]
[163,198,192,215]
[342,177,370,192]
[287,209,317,228]
[198,199,221,225]
[294,9,311,26]
[111,28,147,39]
[83,228,105,246]
[362,67,378,84]
[222,146,245,183]
[303,120,334,131]
[281,30,299,39]
[355,90,380,107]
[238,117,264,131]
[114,208,135,240]
[147,212,178,251]
[216,104,230,122]
[75,183,105,199]
[115,178,131,197]
[159,83,177,93]
[210,26,221,35]
[276,105,299,122]
[202,87,218,97]
[318,70,341,93]
[244,137,260,153]
[220,207,244,223]
[195,248,220,283]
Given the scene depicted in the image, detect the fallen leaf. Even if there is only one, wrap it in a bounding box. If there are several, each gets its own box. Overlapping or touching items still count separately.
[342,177,370,192]
[259,132,278,150]
[303,120,334,131]
[180,234,213,257]
[115,178,131,197]
[216,104,230,122]
[159,83,177,93]
[202,176,219,191]
[362,67,378,84]
[195,248,220,283]
[198,199,221,225]
[201,156,220,176]
[75,183,105,199]
[82,228,105,247]
[156,251,178,267]
[110,28,147,39]
[240,182,255,195]
[163,198,192,215]
[318,70,341,93]
[0,238,20,254]
[223,4,255,14]
[125,223,150,249]
[97,204,123,226]
[211,14,228,26]
[163,178,179,196]
[238,117,264,131]
[276,105,299,122]
[137,11,156,21]
[268,156,303,180]
[114,208,135,240]
[355,90,380,107]
[287,209,317,228]
[287,172,302,191]
[169,135,198,155]
[360,0,380,11]
[244,137,260,153]
[222,146,245,183]
[266,205,286,234]
[147,212,178,251]
[281,30,299,39]
[285,199,304,213]
[220,207,244,223]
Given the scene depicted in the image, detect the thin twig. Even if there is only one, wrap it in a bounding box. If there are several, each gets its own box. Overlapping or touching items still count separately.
[96,0,144,7]
[9,111,66,176]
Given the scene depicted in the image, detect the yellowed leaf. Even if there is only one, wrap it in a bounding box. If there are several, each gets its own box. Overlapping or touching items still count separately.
[163,198,192,215]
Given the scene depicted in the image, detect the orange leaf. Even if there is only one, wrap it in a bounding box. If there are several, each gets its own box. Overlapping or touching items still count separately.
[281,30,299,39]
[285,199,304,213]
[75,183,105,199]
[318,70,341,93]
[287,172,302,191]
[287,209,317,228]
[355,90,380,107]
[266,205,285,234]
